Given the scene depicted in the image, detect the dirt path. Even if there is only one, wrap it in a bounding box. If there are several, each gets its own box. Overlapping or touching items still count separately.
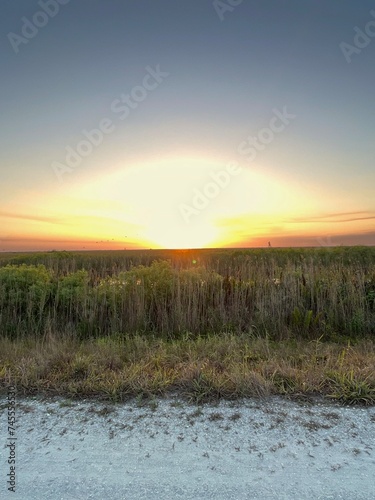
[1,395,374,499]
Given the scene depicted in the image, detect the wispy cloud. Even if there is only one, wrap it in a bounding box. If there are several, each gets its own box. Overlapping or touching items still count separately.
[288,211,375,224]
[0,211,141,229]
[0,211,64,225]
[0,236,141,252]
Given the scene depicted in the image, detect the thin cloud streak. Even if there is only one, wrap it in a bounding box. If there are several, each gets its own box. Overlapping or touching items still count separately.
[0,212,64,225]
[288,211,375,224]
[0,211,141,229]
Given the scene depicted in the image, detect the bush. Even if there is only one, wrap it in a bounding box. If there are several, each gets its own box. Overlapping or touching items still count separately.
[0,264,52,308]
[0,264,52,336]
[57,270,90,304]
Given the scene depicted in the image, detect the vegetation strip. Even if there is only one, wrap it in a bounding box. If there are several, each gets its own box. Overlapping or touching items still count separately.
[0,247,374,339]
[0,247,374,405]
[0,334,374,405]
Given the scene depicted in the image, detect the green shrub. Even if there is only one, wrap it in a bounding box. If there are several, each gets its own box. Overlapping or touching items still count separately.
[0,264,52,336]
[0,264,52,309]
[57,270,90,303]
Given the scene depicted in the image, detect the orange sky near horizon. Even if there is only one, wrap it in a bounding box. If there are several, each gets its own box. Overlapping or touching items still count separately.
[1,158,374,252]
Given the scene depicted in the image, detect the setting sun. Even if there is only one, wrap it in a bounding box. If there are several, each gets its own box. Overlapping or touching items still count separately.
[1,1,374,252]
[26,157,329,250]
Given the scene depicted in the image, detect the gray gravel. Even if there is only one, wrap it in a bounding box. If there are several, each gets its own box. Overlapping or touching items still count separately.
[1,395,374,499]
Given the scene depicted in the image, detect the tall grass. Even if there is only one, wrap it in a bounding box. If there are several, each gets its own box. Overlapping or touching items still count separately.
[0,247,374,340]
[1,334,374,404]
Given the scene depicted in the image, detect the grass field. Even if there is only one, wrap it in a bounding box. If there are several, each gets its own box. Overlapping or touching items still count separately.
[0,247,374,404]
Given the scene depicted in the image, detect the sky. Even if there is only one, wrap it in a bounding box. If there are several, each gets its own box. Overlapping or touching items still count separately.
[1,0,374,251]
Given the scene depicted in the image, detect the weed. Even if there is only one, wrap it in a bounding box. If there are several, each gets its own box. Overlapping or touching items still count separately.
[327,370,375,405]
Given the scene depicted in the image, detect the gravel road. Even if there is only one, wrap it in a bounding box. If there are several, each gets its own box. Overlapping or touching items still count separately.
[1,395,374,499]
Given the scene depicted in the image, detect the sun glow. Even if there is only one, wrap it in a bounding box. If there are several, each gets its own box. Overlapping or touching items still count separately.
[145,218,219,249]
[65,158,230,248]
[4,156,335,251]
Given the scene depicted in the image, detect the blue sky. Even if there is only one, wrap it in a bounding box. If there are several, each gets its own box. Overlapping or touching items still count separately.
[1,0,374,250]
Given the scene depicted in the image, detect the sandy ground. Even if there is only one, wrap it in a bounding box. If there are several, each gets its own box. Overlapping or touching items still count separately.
[1,394,374,499]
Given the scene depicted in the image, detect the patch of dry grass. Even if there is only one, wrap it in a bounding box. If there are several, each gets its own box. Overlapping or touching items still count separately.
[0,333,374,405]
